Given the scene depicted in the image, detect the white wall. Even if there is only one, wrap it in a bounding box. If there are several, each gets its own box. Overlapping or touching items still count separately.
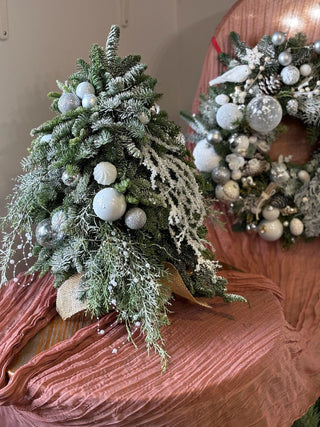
[0,0,237,215]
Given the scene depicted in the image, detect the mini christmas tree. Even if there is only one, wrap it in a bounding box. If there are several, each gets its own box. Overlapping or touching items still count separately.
[0,26,243,366]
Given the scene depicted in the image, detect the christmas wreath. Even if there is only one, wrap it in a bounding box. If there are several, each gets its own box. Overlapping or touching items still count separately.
[182,31,320,246]
[0,26,245,369]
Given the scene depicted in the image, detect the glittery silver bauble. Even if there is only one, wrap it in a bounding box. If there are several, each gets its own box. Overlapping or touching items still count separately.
[51,210,67,241]
[93,188,127,222]
[278,51,292,66]
[211,166,231,184]
[62,169,80,187]
[193,139,221,172]
[271,31,286,46]
[206,129,222,144]
[76,82,95,99]
[215,94,230,105]
[280,66,300,85]
[58,93,81,114]
[229,134,249,155]
[246,95,282,133]
[313,39,320,53]
[289,218,304,236]
[299,64,312,77]
[125,207,147,230]
[93,161,117,186]
[258,219,283,241]
[82,94,97,109]
[262,205,280,221]
[35,219,54,247]
[139,112,150,124]
[216,103,243,130]
[286,99,299,116]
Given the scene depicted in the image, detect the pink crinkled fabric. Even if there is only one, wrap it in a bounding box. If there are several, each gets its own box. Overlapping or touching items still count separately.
[0,1,319,425]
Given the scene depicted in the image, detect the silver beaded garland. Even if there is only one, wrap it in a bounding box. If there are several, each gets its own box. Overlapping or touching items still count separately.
[271,31,286,46]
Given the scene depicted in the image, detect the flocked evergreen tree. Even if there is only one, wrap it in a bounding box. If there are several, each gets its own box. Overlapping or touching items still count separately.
[0,26,243,367]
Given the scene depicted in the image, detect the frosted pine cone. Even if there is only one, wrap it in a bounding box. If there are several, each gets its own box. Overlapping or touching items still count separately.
[258,74,282,95]
[270,192,290,209]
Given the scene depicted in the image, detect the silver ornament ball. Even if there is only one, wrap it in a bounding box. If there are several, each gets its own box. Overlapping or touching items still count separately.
[76,82,95,99]
[211,166,231,184]
[246,95,283,133]
[281,66,300,85]
[313,39,320,53]
[36,219,54,247]
[58,93,81,114]
[271,31,286,46]
[278,51,292,66]
[206,129,222,144]
[51,210,67,241]
[82,94,97,109]
[62,169,80,187]
[125,207,147,230]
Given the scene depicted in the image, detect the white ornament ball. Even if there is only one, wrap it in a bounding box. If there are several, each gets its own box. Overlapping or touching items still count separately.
[246,95,282,133]
[299,64,312,77]
[258,219,283,241]
[216,103,243,130]
[82,94,97,109]
[231,169,242,180]
[215,94,230,105]
[281,66,300,85]
[76,82,95,99]
[278,51,292,66]
[93,162,117,186]
[297,170,310,183]
[289,218,304,236]
[193,139,221,172]
[215,180,240,203]
[58,93,81,114]
[271,31,286,46]
[41,134,52,143]
[93,188,127,222]
[262,205,280,221]
[125,207,147,230]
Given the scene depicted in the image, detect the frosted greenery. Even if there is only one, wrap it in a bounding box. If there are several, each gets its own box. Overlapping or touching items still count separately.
[0,25,243,367]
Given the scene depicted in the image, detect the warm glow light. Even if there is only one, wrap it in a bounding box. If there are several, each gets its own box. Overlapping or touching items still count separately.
[309,5,320,20]
[282,15,304,31]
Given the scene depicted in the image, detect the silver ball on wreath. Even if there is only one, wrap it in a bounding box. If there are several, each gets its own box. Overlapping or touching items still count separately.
[58,93,81,114]
[93,188,127,222]
[278,51,292,66]
[35,219,54,247]
[271,31,286,46]
[299,64,312,77]
[281,66,300,85]
[76,82,95,99]
[216,103,243,130]
[82,94,97,109]
[286,99,299,116]
[313,40,320,54]
[211,166,231,184]
[229,134,249,155]
[62,169,80,187]
[206,129,222,144]
[51,210,67,241]
[193,139,221,172]
[93,161,117,185]
[246,95,282,133]
[125,207,147,230]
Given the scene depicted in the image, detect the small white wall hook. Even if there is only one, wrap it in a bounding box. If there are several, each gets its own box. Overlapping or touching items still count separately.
[120,0,129,28]
[0,0,8,40]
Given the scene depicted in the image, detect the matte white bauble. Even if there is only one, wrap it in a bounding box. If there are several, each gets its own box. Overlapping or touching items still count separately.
[297,170,310,183]
[215,180,240,203]
[246,95,282,133]
[82,94,97,109]
[262,205,280,221]
[76,82,95,99]
[231,169,242,180]
[215,94,230,105]
[58,93,81,113]
[289,218,304,236]
[281,66,300,85]
[93,188,127,222]
[258,219,283,241]
[299,64,312,77]
[125,207,147,230]
[93,162,117,186]
[193,139,221,172]
[216,103,243,130]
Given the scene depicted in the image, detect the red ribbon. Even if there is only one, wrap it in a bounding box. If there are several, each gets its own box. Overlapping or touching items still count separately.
[211,36,222,54]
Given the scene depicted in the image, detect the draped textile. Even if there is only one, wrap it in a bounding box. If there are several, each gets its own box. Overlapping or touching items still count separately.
[0,0,319,425]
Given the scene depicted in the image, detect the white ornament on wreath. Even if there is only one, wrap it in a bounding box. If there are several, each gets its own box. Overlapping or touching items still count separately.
[258,219,283,241]
[82,94,97,109]
[281,66,300,85]
[76,82,95,99]
[289,218,304,236]
[93,188,127,222]
[58,93,81,114]
[246,95,282,133]
[193,139,221,172]
[93,162,117,186]
[216,103,243,130]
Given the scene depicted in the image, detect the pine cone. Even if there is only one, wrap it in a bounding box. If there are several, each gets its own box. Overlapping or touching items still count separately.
[258,74,282,95]
[270,192,289,209]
